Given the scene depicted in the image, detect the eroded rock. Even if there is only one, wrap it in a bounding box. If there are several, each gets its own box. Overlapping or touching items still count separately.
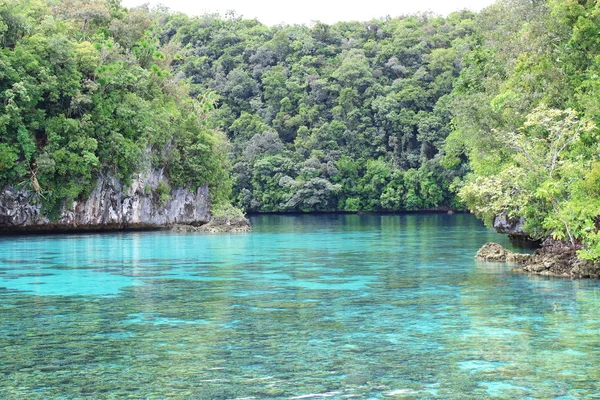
[171,216,251,234]
[475,242,530,263]
[493,214,536,241]
[0,170,211,233]
[513,240,600,279]
[197,216,251,233]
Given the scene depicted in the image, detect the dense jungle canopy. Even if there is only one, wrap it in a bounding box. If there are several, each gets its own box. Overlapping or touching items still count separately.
[1,0,599,259]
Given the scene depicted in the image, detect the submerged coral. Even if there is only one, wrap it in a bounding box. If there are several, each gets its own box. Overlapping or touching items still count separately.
[2,214,600,399]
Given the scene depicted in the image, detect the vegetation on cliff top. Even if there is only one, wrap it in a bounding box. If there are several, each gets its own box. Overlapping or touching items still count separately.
[0,0,231,216]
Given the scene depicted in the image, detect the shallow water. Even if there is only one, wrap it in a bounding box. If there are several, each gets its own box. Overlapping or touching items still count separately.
[1,213,600,399]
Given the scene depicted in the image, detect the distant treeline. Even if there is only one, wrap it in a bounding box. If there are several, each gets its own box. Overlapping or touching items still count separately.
[161,9,474,212]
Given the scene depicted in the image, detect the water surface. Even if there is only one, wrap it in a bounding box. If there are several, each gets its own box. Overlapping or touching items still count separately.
[1,214,600,398]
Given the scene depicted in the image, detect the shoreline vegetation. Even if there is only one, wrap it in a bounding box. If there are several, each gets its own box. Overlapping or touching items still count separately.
[452,0,600,274]
[1,0,599,273]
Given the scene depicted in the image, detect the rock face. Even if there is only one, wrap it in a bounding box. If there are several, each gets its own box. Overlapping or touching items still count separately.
[493,214,528,239]
[475,242,531,263]
[0,170,211,233]
[514,240,600,279]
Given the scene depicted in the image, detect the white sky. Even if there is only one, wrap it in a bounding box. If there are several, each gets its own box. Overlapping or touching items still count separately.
[122,0,497,26]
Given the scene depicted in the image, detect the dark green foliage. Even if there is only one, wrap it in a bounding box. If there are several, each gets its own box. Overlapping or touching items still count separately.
[448,0,600,261]
[162,10,477,212]
[0,0,231,214]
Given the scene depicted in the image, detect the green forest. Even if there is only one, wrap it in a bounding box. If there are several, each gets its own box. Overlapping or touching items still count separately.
[1,0,599,261]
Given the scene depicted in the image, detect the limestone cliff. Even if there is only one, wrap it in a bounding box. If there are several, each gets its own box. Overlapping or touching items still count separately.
[493,214,528,239]
[0,170,211,233]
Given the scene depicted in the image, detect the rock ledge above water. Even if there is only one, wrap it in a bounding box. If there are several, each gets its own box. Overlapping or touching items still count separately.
[171,216,251,233]
[514,240,600,279]
[0,171,211,233]
[475,242,531,263]
[476,241,600,279]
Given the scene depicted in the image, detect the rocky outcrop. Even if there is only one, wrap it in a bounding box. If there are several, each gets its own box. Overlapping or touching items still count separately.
[493,214,529,239]
[475,242,531,263]
[514,240,600,279]
[171,216,251,234]
[476,240,600,278]
[197,216,251,233]
[0,170,211,233]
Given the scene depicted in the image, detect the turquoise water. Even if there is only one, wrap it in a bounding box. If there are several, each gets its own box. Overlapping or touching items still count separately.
[1,213,600,399]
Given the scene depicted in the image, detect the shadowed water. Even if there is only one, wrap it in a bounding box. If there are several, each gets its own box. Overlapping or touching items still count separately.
[1,213,600,399]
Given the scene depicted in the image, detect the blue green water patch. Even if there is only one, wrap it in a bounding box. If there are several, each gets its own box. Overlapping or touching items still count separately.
[0,266,142,296]
[1,213,600,398]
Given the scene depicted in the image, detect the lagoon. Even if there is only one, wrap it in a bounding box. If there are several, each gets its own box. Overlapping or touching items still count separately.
[1,214,600,398]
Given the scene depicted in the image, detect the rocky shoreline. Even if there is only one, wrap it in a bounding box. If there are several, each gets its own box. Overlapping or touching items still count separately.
[0,171,251,235]
[476,241,600,279]
[171,216,251,233]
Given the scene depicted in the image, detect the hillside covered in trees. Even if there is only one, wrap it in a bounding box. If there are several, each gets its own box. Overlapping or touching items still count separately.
[0,0,231,218]
[1,0,600,261]
[158,10,476,212]
[449,0,600,262]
